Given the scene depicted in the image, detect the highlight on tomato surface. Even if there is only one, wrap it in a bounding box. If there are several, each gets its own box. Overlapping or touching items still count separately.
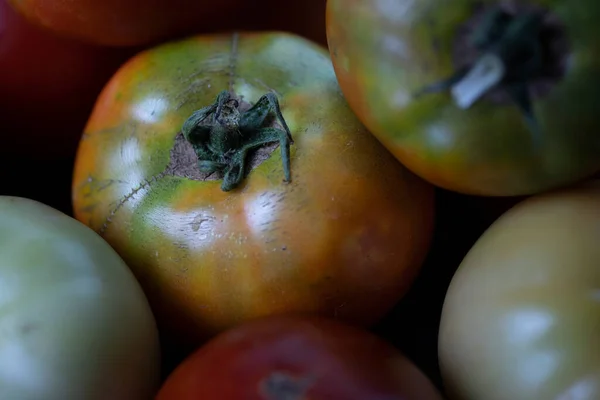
[71,31,435,346]
[438,180,600,400]
[0,196,161,400]
[156,315,444,400]
[326,0,600,196]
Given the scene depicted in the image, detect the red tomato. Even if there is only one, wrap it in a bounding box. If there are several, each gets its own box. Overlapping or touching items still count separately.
[5,0,245,47]
[156,316,443,400]
[0,0,133,158]
[71,32,435,345]
[6,0,327,48]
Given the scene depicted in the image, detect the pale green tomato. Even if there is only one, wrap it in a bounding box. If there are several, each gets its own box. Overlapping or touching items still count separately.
[0,197,161,400]
[439,181,600,400]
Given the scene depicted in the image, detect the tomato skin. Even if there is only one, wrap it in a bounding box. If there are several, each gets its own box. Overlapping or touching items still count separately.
[0,0,132,158]
[156,316,443,400]
[438,181,600,400]
[71,32,435,344]
[0,196,161,400]
[326,0,600,196]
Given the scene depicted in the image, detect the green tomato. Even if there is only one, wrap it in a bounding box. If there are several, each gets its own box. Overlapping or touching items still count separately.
[438,181,600,399]
[0,197,161,400]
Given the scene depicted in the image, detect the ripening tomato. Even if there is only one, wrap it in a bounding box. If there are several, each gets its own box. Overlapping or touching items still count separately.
[71,32,435,345]
[438,181,600,400]
[0,196,161,400]
[326,0,600,196]
[156,316,443,400]
[0,0,132,158]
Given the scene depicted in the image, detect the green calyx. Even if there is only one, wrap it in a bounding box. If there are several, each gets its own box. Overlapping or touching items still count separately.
[181,90,294,192]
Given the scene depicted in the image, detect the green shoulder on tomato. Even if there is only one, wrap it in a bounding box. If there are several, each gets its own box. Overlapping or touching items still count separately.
[71,32,435,346]
[327,0,600,196]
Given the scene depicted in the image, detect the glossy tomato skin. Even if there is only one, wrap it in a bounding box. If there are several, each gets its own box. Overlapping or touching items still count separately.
[72,32,435,344]
[156,316,443,400]
[0,0,132,158]
[0,196,161,400]
[326,0,600,196]
[438,181,600,400]
[5,0,243,47]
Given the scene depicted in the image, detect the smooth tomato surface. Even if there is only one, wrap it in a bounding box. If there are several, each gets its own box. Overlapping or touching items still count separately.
[439,181,600,399]
[72,32,435,344]
[326,0,600,196]
[0,0,132,158]
[157,316,443,400]
[0,196,161,400]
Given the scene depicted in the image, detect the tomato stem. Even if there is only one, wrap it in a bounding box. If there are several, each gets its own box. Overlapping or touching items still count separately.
[416,8,545,109]
[451,54,506,109]
[181,90,294,192]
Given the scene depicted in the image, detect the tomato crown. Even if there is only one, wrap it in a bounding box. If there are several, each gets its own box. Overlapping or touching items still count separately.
[181,89,294,192]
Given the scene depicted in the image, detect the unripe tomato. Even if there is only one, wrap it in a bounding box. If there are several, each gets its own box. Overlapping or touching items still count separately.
[72,32,435,345]
[439,180,600,400]
[326,0,600,196]
[0,196,161,400]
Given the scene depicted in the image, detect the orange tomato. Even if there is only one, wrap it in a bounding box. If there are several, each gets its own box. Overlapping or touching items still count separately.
[72,32,434,345]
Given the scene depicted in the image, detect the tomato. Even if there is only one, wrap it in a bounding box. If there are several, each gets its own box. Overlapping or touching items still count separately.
[71,32,435,345]
[438,181,600,400]
[0,196,161,399]
[5,0,246,47]
[326,0,600,196]
[0,0,132,158]
[156,315,443,399]
[6,0,327,48]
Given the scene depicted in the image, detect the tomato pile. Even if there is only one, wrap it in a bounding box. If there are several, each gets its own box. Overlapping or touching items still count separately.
[1,0,599,399]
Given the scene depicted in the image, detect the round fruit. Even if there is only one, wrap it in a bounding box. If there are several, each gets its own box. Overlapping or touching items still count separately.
[438,181,600,400]
[0,0,131,158]
[71,32,435,344]
[5,0,243,47]
[0,196,161,400]
[326,0,600,196]
[156,315,443,400]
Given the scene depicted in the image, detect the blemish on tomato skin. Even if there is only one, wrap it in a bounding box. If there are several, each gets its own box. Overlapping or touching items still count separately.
[259,372,314,400]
